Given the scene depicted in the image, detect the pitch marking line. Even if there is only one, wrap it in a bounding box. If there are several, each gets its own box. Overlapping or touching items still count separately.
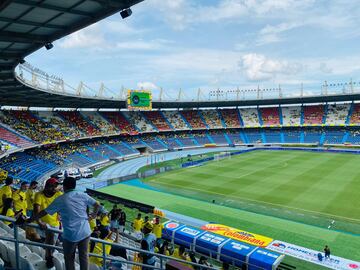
[150,180,360,223]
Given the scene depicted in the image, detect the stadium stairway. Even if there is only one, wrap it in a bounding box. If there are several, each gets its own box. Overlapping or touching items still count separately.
[140,111,159,132]
[223,132,233,145]
[178,112,192,129]
[206,134,215,143]
[300,131,305,143]
[346,103,354,124]
[156,138,168,148]
[106,144,123,156]
[159,111,175,131]
[280,131,285,143]
[279,106,284,125]
[257,108,264,126]
[323,104,329,124]
[300,106,305,125]
[175,138,184,147]
[197,111,210,129]
[342,131,349,143]
[261,131,266,143]
[217,109,227,128]
[237,109,245,127]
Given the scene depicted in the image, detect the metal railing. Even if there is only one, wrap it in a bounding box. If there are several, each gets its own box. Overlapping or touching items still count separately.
[0,215,263,270]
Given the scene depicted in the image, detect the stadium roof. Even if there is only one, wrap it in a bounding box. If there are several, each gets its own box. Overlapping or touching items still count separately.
[1,1,360,109]
[0,0,142,108]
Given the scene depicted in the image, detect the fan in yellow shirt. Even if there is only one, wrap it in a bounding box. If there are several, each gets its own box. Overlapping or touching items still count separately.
[89,229,118,267]
[99,212,110,228]
[0,198,21,226]
[12,181,29,215]
[26,181,38,216]
[133,213,144,232]
[0,177,13,207]
[152,217,164,239]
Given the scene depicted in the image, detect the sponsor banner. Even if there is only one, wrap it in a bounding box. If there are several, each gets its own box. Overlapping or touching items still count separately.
[201,224,273,248]
[267,240,360,270]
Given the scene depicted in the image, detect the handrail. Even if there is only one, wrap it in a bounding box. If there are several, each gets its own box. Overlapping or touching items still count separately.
[0,215,263,270]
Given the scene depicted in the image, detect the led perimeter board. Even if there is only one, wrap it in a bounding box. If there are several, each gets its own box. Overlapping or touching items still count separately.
[127,90,152,110]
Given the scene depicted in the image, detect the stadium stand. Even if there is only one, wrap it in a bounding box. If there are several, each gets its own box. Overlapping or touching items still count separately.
[122,111,156,133]
[326,104,350,126]
[303,128,323,143]
[303,105,324,125]
[282,128,301,143]
[323,129,346,144]
[264,129,282,143]
[350,104,360,124]
[239,108,260,127]
[219,109,242,128]
[58,111,102,136]
[260,107,280,126]
[161,111,190,130]
[0,125,34,148]
[101,112,138,134]
[282,106,301,126]
[142,111,173,131]
[81,111,119,134]
[200,110,224,129]
[180,110,207,129]
[243,129,263,143]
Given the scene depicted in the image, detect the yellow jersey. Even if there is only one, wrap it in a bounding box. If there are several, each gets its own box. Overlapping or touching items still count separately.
[89,238,113,266]
[0,185,12,205]
[26,189,35,211]
[12,190,27,215]
[89,218,97,231]
[152,223,163,239]
[133,218,143,232]
[34,191,62,227]
[100,215,110,227]
[0,207,15,225]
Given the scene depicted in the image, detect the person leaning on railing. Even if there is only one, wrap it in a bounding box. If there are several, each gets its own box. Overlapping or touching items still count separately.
[29,177,100,270]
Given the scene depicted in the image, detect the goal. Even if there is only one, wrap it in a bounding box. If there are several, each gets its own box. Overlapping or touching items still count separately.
[214,152,232,161]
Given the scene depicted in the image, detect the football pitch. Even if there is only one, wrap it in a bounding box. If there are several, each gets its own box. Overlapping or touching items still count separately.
[99,150,360,268]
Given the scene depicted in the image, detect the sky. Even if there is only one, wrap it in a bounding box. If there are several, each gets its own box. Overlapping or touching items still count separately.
[27,0,360,100]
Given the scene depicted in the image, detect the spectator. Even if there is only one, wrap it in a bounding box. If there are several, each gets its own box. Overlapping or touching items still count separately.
[110,205,120,232]
[99,211,110,230]
[140,222,157,270]
[26,181,38,217]
[118,208,126,233]
[324,245,331,259]
[12,181,29,215]
[33,178,63,268]
[133,213,144,233]
[0,176,13,206]
[0,198,21,227]
[173,246,193,267]
[31,177,100,270]
[152,216,163,245]
[158,240,171,256]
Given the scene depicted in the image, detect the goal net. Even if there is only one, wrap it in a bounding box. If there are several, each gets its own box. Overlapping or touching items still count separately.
[214,152,232,161]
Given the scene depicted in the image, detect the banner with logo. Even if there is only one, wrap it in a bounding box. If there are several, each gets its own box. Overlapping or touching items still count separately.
[201,224,273,248]
[267,240,360,270]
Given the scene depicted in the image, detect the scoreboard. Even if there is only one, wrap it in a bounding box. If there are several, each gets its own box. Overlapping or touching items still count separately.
[127,90,152,110]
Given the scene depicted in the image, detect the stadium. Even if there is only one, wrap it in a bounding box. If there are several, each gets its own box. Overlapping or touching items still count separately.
[0,1,359,270]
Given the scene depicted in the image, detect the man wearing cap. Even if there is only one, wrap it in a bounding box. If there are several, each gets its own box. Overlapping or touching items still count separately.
[140,222,157,270]
[33,177,63,268]
[32,177,100,270]
[12,181,29,215]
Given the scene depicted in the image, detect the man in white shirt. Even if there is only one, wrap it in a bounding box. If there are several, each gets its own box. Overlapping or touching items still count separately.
[32,177,100,270]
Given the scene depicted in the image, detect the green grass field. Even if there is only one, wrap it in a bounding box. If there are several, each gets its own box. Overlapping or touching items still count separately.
[100,150,360,269]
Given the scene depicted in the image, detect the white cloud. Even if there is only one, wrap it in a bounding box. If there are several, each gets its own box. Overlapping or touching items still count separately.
[239,53,302,81]
[137,81,159,90]
[256,22,301,45]
[58,25,105,49]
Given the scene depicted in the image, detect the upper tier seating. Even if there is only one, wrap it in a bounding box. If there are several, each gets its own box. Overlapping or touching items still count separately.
[101,112,137,134]
[200,110,223,129]
[81,111,118,134]
[122,111,155,133]
[239,108,260,127]
[219,109,242,128]
[180,111,207,129]
[0,125,34,148]
[142,111,172,131]
[282,106,301,126]
[350,104,360,124]
[326,104,350,126]
[1,111,66,143]
[303,105,324,125]
[161,111,189,130]
[260,108,280,126]
[58,111,102,136]
[36,111,82,138]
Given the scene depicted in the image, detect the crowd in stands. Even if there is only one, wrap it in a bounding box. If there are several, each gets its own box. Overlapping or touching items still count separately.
[162,111,189,130]
[260,108,280,126]
[101,112,138,134]
[282,106,301,126]
[58,111,102,137]
[122,111,156,133]
[219,109,241,128]
[180,111,207,129]
[143,111,172,131]
[201,110,223,129]
[303,105,324,125]
[350,104,360,124]
[326,104,350,125]
[82,111,119,135]
[239,108,260,127]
